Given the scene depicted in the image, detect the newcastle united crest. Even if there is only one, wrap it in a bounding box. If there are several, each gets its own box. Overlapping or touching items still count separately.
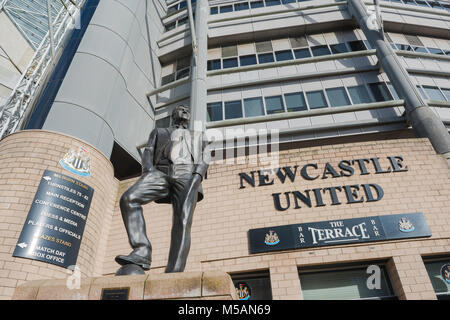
[235,282,251,300]
[264,230,280,246]
[60,146,91,177]
[398,217,415,233]
[442,264,450,284]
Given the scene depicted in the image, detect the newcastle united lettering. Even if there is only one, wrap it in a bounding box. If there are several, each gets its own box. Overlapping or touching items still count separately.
[238,156,408,211]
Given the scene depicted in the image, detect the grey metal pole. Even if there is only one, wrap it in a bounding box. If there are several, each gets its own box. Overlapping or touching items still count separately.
[189,0,208,132]
[348,0,450,160]
[46,0,56,64]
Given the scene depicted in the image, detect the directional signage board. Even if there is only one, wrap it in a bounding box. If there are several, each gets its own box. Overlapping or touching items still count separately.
[13,170,94,268]
[248,213,431,254]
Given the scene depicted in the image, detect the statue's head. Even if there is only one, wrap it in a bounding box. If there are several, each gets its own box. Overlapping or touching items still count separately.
[172,105,190,128]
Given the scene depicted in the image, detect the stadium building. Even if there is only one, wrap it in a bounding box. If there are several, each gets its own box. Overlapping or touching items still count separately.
[0,0,449,300]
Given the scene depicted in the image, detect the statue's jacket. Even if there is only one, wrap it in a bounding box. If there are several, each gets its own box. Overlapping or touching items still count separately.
[141,126,210,204]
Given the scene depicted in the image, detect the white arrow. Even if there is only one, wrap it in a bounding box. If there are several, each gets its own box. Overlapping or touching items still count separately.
[43,176,51,181]
[17,242,28,249]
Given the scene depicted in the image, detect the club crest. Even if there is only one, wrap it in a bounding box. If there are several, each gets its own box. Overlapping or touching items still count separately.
[235,282,251,300]
[264,230,280,246]
[441,264,450,284]
[398,217,415,233]
[60,146,91,177]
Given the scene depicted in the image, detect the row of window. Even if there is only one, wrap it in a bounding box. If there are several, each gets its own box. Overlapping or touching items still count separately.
[210,0,314,15]
[231,256,450,300]
[207,40,369,71]
[167,0,197,16]
[382,0,450,11]
[391,43,450,56]
[206,81,398,122]
[417,85,450,102]
[208,0,449,16]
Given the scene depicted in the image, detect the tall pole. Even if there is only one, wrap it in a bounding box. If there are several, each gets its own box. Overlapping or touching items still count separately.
[348,0,450,160]
[189,0,208,132]
[46,0,56,64]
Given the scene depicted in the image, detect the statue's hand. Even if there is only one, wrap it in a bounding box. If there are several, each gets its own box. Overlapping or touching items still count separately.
[191,173,202,188]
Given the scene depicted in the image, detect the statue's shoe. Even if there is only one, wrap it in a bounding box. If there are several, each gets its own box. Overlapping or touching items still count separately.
[115,252,151,270]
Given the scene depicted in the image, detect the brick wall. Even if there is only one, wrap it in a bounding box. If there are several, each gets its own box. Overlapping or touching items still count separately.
[0,130,118,300]
[104,137,449,300]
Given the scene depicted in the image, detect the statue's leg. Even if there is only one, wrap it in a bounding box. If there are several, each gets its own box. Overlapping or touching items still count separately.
[118,172,169,267]
[165,176,200,273]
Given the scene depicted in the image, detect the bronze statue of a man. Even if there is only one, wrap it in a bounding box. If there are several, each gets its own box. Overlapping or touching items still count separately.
[115,105,209,274]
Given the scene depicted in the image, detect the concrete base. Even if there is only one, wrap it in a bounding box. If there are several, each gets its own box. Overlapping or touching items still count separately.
[11,271,238,300]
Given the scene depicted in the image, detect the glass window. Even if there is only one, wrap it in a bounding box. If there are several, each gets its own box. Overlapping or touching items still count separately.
[326,87,351,107]
[290,36,308,48]
[424,258,450,300]
[415,0,430,7]
[386,82,400,100]
[235,2,250,10]
[299,265,395,300]
[311,45,331,57]
[161,73,175,86]
[413,46,428,53]
[265,0,281,6]
[225,100,243,119]
[275,50,294,62]
[330,43,349,54]
[156,116,170,128]
[364,40,373,50]
[250,0,265,8]
[368,82,393,102]
[220,5,233,13]
[417,85,427,99]
[294,48,311,59]
[428,1,443,9]
[207,59,221,71]
[284,92,308,112]
[282,0,296,3]
[223,58,238,69]
[306,90,328,109]
[177,56,191,70]
[164,21,176,32]
[240,54,258,66]
[222,45,238,58]
[348,40,367,52]
[427,47,444,55]
[396,43,413,51]
[167,5,178,15]
[244,97,265,117]
[348,85,373,104]
[265,96,285,114]
[423,86,446,101]
[441,88,450,101]
[177,17,188,26]
[176,68,190,80]
[258,53,275,64]
[179,1,187,9]
[207,102,223,122]
[256,41,273,53]
[210,7,219,14]
[231,271,272,300]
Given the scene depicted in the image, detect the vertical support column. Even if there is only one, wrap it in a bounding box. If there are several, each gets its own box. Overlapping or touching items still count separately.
[189,0,208,131]
[387,255,437,300]
[347,0,450,160]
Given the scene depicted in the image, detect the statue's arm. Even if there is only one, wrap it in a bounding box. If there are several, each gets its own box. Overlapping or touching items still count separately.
[193,132,211,181]
[141,129,157,173]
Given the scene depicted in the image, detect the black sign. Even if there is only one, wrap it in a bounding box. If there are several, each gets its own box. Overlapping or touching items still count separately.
[101,288,130,300]
[13,170,94,268]
[249,213,431,254]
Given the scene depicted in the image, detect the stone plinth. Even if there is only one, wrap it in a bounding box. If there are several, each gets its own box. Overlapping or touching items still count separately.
[12,271,238,300]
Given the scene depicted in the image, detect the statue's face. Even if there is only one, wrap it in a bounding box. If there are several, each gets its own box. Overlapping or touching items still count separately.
[173,106,190,126]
